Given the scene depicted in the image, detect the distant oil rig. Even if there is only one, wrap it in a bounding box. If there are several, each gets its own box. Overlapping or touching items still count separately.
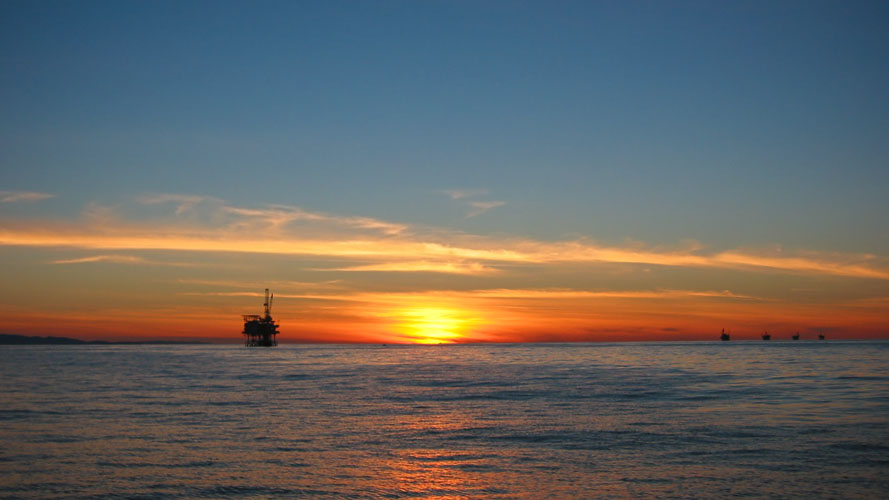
[719,328,827,341]
[242,289,279,347]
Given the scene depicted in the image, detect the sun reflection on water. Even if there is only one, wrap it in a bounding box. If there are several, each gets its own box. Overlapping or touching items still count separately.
[373,412,497,499]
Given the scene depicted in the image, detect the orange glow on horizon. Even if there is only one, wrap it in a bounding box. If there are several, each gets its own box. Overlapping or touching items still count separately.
[1,296,887,342]
[392,306,478,344]
[1,199,887,343]
[1,280,887,342]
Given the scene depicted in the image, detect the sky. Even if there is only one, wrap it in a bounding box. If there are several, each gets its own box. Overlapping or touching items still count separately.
[1,0,887,343]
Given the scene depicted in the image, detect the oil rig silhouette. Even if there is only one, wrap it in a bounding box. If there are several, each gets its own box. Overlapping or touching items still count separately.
[242,289,279,347]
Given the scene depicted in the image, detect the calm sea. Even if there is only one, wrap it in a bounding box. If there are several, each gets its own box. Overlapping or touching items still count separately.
[1,342,887,499]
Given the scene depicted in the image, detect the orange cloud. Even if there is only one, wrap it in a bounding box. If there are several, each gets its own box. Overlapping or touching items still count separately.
[1,195,887,289]
[2,222,886,280]
[49,254,198,266]
[222,203,407,235]
[712,250,889,280]
[455,288,759,300]
[51,254,149,265]
[323,260,499,275]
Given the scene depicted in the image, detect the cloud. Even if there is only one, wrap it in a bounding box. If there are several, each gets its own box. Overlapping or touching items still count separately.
[443,189,488,200]
[0,191,54,203]
[341,216,407,236]
[81,202,119,225]
[322,260,499,275]
[51,255,149,265]
[176,278,343,291]
[138,193,220,215]
[3,225,887,279]
[457,288,759,300]
[50,254,195,266]
[442,188,506,218]
[1,195,887,281]
[179,288,761,307]
[466,200,506,218]
[222,205,312,228]
[838,296,889,308]
[223,204,407,235]
[180,291,266,297]
[712,250,888,281]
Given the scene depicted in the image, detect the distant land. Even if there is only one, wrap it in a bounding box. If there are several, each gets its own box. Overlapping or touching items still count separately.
[0,334,207,345]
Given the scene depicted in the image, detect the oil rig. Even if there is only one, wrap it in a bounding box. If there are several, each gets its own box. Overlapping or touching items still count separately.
[242,289,279,347]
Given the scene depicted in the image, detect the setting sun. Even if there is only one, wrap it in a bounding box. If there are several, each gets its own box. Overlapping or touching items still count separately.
[397,307,475,344]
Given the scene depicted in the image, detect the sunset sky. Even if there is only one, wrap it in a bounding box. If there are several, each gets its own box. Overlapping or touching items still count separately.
[1,1,887,342]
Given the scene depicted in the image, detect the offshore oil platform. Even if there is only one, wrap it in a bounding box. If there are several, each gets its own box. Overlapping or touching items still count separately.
[242,289,279,347]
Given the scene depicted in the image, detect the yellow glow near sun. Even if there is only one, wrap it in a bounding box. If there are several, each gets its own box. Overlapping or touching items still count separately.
[398,306,471,344]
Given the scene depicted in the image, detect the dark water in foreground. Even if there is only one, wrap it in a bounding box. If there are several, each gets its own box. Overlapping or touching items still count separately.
[1,342,888,499]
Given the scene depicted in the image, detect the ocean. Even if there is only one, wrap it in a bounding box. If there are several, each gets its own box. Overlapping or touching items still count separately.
[1,342,887,499]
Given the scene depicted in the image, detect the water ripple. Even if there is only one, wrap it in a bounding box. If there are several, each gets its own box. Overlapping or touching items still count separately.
[1,342,888,499]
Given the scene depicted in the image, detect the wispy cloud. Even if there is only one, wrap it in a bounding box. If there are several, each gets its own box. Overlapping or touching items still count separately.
[3,226,887,279]
[177,278,343,291]
[466,200,506,218]
[443,189,488,200]
[223,204,407,235]
[50,254,195,266]
[180,291,267,297]
[323,260,499,275]
[180,288,760,306]
[442,188,506,218]
[2,195,887,280]
[0,191,54,203]
[457,288,759,300]
[138,193,220,215]
[712,250,887,281]
[222,205,311,229]
[838,296,889,308]
[51,255,149,265]
[342,216,408,236]
[81,202,119,225]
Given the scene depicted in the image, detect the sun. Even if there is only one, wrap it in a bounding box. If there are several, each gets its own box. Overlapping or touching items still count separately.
[398,306,471,344]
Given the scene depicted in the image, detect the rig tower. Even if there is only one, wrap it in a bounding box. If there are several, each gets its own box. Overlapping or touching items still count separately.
[242,289,279,346]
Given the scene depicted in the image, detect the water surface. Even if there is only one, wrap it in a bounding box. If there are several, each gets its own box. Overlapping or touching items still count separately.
[1,342,888,498]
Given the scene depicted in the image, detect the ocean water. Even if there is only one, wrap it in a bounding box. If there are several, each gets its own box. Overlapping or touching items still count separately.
[1,342,888,499]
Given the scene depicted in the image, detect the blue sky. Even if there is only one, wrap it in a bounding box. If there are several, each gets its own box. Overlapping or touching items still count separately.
[3,0,887,246]
[1,1,887,341]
